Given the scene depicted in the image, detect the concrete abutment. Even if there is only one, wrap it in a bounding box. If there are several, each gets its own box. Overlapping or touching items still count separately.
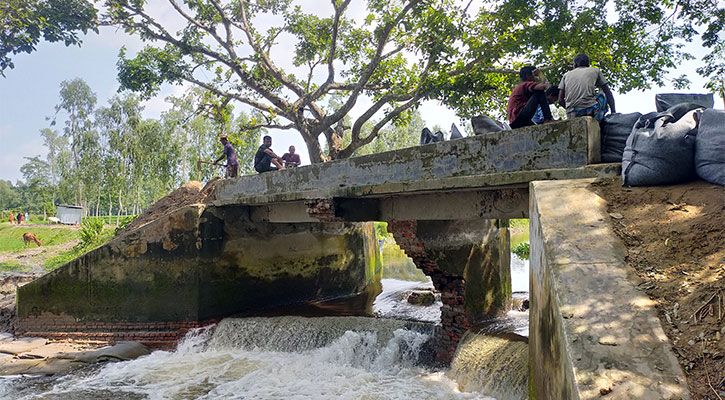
[17,204,382,348]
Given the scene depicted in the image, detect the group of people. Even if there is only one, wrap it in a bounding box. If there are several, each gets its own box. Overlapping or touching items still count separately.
[506,53,616,128]
[7,212,27,224]
[214,53,615,178]
[212,134,301,178]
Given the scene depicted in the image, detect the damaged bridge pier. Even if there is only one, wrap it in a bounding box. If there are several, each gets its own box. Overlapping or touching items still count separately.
[18,117,618,364]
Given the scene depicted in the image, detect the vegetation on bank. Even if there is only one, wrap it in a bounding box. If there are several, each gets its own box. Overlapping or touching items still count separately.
[0,223,80,252]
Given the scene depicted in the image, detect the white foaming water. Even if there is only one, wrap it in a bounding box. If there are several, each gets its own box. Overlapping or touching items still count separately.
[0,317,496,400]
[510,253,529,293]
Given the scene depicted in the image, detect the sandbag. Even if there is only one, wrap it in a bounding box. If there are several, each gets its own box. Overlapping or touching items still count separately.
[600,112,642,162]
[695,108,725,185]
[450,123,463,139]
[471,115,508,135]
[655,93,714,112]
[622,103,703,186]
[420,127,444,145]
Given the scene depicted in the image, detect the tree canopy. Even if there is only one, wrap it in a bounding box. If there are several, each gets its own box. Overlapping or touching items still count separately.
[103,0,723,163]
[0,0,97,76]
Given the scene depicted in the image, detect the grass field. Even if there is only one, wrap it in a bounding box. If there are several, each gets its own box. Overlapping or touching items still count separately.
[43,229,115,270]
[0,223,81,252]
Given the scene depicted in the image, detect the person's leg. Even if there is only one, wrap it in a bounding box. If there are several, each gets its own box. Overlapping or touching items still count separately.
[593,93,608,121]
[511,91,552,128]
[255,153,274,173]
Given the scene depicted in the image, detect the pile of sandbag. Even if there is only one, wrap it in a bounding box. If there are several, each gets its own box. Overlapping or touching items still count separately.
[620,103,724,186]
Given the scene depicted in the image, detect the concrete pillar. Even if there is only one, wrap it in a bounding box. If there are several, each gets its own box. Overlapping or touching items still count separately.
[387,219,511,365]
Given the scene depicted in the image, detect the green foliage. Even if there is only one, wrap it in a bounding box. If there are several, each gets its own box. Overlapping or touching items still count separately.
[114,214,136,235]
[0,0,98,76]
[44,227,114,271]
[373,222,392,241]
[79,217,104,247]
[103,0,722,145]
[512,242,530,260]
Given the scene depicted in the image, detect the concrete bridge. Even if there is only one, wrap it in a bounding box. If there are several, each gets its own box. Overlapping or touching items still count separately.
[17,118,622,373]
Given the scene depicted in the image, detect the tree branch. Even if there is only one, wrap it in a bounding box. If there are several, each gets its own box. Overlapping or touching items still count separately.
[311,0,417,135]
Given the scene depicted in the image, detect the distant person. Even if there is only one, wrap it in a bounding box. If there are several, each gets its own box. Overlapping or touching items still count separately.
[254,135,285,173]
[8,213,15,224]
[558,53,616,121]
[17,213,23,224]
[506,66,553,129]
[281,146,301,168]
[532,86,560,124]
[24,212,29,222]
[214,134,239,178]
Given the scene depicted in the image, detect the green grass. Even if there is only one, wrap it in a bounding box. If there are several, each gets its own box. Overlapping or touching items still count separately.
[0,260,31,272]
[43,228,115,271]
[509,218,529,231]
[0,223,80,252]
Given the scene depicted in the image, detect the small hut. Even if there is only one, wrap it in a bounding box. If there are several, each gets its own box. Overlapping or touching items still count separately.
[56,205,83,225]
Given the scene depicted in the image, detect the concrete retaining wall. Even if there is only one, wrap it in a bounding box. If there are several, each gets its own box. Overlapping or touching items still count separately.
[17,204,381,345]
[529,179,689,399]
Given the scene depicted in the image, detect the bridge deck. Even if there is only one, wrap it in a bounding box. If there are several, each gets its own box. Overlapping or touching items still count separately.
[212,118,620,222]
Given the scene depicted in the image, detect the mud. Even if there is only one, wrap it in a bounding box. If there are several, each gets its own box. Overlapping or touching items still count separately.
[593,178,725,399]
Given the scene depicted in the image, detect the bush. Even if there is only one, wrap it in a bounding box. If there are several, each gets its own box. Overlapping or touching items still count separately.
[513,242,530,260]
[114,215,137,236]
[80,218,104,247]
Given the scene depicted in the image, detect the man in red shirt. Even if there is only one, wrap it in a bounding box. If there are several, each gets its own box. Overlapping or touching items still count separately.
[281,145,301,168]
[506,66,553,129]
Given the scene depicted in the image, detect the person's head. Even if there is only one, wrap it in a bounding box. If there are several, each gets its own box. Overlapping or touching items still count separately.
[545,86,560,104]
[573,53,590,68]
[288,145,295,154]
[519,66,537,81]
[219,134,228,144]
[263,135,272,146]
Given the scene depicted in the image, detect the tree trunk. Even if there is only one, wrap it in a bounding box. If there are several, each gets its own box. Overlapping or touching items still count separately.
[108,192,112,225]
[301,127,325,163]
[117,188,122,226]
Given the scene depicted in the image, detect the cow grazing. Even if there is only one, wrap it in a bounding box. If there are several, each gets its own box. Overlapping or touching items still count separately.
[47,217,60,224]
[22,232,41,247]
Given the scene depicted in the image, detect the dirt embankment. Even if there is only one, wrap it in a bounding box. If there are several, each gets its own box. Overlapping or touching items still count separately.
[593,178,724,400]
[118,178,220,236]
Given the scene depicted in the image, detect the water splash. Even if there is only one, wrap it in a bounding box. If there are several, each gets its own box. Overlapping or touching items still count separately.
[448,332,529,400]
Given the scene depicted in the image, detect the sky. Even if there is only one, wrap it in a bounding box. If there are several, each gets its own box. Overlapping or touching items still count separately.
[0,3,722,183]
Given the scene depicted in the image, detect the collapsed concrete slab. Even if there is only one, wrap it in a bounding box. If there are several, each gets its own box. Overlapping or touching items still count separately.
[529,179,689,399]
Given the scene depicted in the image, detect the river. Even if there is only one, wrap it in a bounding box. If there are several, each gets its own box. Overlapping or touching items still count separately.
[0,252,530,400]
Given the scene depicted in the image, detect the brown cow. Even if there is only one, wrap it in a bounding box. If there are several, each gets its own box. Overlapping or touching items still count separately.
[22,232,41,247]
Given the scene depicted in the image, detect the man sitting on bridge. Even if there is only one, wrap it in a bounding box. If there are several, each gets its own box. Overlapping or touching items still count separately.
[507,66,553,129]
[557,53,616,121]
[254,135,285,173]
[281,145,301,168]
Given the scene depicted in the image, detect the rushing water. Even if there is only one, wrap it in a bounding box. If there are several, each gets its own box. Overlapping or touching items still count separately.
[0,251,530,400]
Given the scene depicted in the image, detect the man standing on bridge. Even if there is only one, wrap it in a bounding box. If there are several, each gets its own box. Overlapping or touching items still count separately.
[214,134,239,178]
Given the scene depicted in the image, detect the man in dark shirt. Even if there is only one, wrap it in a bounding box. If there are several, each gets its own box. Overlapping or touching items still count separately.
[254,135,285,173]
[281,145,301,168]
[506,66,553,129]
[214,135,239,178]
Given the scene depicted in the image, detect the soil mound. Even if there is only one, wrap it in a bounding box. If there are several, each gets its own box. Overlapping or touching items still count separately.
[593,178,724,399]
[118,178,221,236]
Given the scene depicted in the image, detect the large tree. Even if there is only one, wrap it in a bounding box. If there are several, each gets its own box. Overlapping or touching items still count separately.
[0,0,97,76]
[101,0,721,162]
